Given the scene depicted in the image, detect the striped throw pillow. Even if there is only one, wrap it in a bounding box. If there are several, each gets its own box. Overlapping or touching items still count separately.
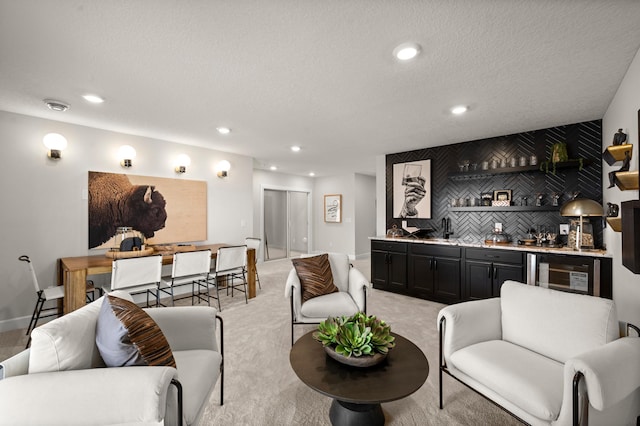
[96,295,176,368]
[292,254,338,303]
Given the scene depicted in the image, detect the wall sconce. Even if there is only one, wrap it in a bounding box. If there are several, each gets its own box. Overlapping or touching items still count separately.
[43,133,68,159]
[216,160,231,178]
[175,154,191,173]
[118,145,136,168]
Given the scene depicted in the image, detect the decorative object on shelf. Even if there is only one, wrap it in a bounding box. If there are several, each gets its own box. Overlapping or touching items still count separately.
[499,158,507,168]
[509,157,517,168]
[529,155,538,166]
[492,190,511,206]
[602,143,633,166]
[481,192,493,206]
[490,159,499,169]
[607,202,619,217]
[551,192,561,206]
[393,159,431,219]
[324,194,342,223]
[519,156,528,167]
[481,161,489,170]
[313,312,395,368]
[607,151,631,188]
[539,142,585,174]
[535,193,544,207]
[521,196,528,206]
[612,128,628,146]
[560,196,603,250]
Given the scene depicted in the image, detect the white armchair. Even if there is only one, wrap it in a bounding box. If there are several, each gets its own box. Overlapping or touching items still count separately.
[285,253,369,345]
[0,291,223,426]
[438,281,640,426]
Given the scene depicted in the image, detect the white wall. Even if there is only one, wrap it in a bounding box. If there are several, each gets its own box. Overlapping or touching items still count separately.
[0,111,253,330]
[314,174,356,255]
[602,47,640,327]
[376,155,386,236]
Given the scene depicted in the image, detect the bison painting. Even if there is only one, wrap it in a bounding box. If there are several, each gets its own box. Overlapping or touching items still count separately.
[89,172,168,249]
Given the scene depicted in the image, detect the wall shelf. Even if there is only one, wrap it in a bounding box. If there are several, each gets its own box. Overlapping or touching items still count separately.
[449,206,560,212]
[602,144,633,166]
[606,217,622,232]
[448,160,591,180]
[614,171,639,191]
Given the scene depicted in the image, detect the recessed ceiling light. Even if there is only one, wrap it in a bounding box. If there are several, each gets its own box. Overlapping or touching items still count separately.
[270,166,277,171]
[291,146,301,152]
[451,105,468,115]
[43,99,69,112]
[393,42,421,61]
[309,172,315,177]
[216,127,231,135]
[82,94,104,103]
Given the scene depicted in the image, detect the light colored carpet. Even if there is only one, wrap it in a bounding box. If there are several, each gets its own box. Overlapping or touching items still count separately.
[198,258,521,426]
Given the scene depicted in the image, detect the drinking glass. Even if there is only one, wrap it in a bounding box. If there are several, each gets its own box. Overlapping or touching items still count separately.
[402,164,422,185]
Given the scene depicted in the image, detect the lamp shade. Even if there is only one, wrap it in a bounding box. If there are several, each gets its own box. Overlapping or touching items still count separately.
[43,133,67,150]
[560,198,604,217]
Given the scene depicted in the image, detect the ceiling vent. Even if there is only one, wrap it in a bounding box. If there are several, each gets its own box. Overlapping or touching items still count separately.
[43,99,70,112]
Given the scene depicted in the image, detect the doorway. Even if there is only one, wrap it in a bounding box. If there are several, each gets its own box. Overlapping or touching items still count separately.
[263,188,310,260]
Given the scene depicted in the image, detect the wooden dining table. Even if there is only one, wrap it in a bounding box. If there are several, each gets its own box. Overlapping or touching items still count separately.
[57,243,256,314]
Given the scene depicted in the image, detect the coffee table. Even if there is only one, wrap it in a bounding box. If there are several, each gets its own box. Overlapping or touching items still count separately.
[290,330,429,426]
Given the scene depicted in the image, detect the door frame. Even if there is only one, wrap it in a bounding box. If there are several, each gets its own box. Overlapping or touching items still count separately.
[260,184,313,260]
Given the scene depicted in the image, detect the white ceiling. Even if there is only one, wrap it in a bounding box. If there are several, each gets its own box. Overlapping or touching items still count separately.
[2,1,640,177]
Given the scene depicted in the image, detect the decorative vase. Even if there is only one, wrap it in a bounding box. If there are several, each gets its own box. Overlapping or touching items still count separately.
[324,346,388,368]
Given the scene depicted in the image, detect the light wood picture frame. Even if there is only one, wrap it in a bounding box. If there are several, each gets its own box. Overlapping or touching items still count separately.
[324,194,342,223]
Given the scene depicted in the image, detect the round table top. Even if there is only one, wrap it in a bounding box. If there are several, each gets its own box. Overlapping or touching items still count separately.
[289,331,429,404]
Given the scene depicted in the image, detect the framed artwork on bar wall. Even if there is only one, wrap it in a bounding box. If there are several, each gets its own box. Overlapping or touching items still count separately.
[324,194,342,223]
[393,159,432,218]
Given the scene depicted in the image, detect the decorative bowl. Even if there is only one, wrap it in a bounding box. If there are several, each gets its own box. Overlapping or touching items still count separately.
[324,345,387,368]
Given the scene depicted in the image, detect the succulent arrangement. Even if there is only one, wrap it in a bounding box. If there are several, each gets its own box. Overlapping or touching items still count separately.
[313,312,395,357]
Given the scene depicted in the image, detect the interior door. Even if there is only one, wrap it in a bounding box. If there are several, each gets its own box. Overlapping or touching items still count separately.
[263,188,309,260]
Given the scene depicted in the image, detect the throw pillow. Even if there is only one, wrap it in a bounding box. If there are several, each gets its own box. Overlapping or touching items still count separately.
[292,253,338,303]
[96,295,176,368]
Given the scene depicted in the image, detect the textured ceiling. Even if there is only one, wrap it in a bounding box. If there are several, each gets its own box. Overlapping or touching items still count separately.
[1,1,640,177]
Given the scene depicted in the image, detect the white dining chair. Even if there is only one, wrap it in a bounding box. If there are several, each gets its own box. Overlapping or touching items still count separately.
[244,237,262,289]
[159,249,212,306]
[203,245,248,310]
[19,255,98,348]
[105,255,163,307]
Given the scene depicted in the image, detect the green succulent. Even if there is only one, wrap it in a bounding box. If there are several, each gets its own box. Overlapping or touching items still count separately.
[313,312,395,357]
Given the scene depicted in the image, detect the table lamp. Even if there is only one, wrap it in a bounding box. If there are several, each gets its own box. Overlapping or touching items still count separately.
[560,197,604,250]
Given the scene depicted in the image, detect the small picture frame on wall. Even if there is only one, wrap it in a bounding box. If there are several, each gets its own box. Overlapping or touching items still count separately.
[324,194,342,223]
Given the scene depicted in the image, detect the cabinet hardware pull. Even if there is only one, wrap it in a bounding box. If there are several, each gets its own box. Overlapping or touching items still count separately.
[493,266,497,279]
[487,266,492,278]
[429,258,433,270]
[434,259,437,270]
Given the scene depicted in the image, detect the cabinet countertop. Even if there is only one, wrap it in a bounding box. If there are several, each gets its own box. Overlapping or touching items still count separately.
[370,236,610,257]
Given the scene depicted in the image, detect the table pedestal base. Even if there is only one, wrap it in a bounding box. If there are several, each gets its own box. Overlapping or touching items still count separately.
[329,400,384,426]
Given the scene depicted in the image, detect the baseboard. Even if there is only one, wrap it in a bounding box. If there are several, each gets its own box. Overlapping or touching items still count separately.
[0,315,36,333]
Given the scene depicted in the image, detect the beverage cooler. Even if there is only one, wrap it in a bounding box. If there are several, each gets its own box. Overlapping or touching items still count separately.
[526,253,603,297]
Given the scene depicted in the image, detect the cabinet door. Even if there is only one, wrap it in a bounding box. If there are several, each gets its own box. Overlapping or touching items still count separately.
[371,250,389,290]
[465,260,493,300]
[408,253,434,298]
[388,252,408,293]
[433,257,461,302]
[492,263,524,296]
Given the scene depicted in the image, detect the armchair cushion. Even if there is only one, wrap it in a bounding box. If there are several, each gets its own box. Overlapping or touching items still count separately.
[96,295,176,368]
[450,339,564,421]
[299,291,359,319]
[292,254,338,303]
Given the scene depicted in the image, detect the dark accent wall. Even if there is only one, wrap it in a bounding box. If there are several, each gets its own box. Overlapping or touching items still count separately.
[386,120,604,246]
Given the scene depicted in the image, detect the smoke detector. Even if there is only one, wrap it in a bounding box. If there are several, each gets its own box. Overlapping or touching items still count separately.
[43,99,70,112]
